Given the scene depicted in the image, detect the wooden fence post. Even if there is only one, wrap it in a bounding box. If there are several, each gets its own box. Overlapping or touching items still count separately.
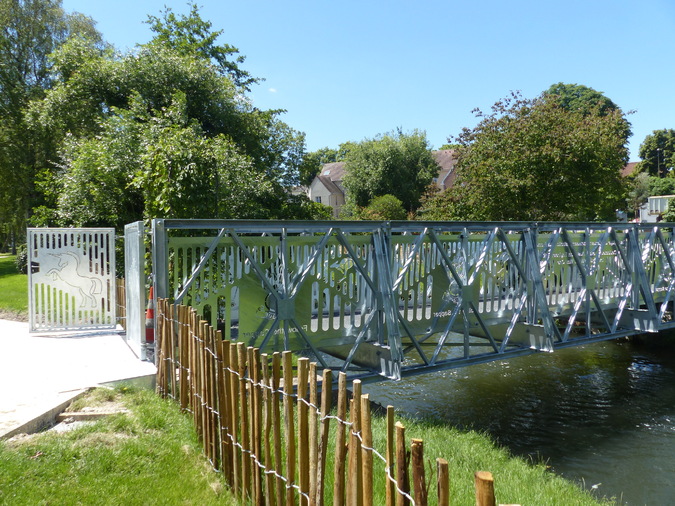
[219,339,232,484]
[190,311,201,439]
[229,342,240,497]
[209,325,219,467]
[250,347,263,506]
[282,351,296,506]
[238,342,250,499]
[333,372,348,505]
[361,394,373,506]
[168,302,177,398]
[297,357,310,506]
[436,458,449,506]
[155,299,165,396]
[309,362,318,506]
[385,406,396,506]
[272,353,284,506]
[474,471,496,506]
[261,353,275,506]
[411,439,427,506]
[179,305,189,412]
[315,368,332,506]
[200,321,211,464]
[347,380,362,506]
[395,422,410,506]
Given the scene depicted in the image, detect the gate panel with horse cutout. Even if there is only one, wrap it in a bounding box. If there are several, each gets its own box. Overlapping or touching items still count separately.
[28,228,116,332]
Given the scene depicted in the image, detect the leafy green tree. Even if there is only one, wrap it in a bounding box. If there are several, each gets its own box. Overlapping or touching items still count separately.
[662,198,675,222]
[544,82,623,117]
[415,185,458,221]
[437,143,460,151]
[648,174,675,196]
[626,172,650,220]
[637,129,675,177]
[31,34,304,186]
[341,130,439,213]
[359,194,407,220]
[0,0,101,250]
[28,5,315,225]
[146,3,256,90]
[442,89,629,221]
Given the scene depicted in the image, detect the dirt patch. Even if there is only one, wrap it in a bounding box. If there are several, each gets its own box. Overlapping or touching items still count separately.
[0,309,28,322]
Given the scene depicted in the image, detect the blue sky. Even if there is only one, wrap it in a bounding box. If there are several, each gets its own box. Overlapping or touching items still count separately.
[62,0,675,161]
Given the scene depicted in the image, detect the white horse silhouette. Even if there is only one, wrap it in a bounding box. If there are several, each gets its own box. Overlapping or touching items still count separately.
[46,252,103,308]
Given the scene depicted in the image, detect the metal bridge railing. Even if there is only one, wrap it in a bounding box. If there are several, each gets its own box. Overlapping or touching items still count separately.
[150,219,675,380]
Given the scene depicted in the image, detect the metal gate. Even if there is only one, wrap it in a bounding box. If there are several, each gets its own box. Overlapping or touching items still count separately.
[28,228,116,332]
[124,221,146,357]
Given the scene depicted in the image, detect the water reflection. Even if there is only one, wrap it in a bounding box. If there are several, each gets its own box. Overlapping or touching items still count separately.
[363,339,675,505]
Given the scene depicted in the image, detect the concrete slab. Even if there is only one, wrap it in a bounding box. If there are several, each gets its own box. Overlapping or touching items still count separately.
[0,319,156,439]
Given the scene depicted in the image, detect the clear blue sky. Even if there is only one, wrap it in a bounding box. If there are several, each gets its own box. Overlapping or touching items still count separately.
[62,0,675,161]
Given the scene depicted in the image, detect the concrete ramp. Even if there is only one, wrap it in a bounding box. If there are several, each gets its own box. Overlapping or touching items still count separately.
[0,319,155,439]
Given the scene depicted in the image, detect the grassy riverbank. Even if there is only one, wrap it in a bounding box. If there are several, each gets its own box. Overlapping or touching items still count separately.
[0,386,238,505]
[371,415,613,505]
[0,387,612,505]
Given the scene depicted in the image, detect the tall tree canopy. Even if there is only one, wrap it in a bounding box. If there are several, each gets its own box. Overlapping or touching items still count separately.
[25,4,318,229]
[0,0,101,249]
[637,129,675,177]
[341,130,438,213]
[146,3,256,90]
[543,82,624,118]
[432,88,630,221]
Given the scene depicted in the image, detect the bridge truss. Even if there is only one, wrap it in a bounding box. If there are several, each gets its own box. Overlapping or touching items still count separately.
[150,219,675,380]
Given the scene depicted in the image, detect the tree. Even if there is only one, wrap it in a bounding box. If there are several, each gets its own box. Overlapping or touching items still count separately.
[662,198,675,222]
[341,130,439,213]
[0,0,101,250]
[625,172,650,221]
[637,129,675,177]
[359,194,407,220]
[648,174,675,196]
[443,89,630,221]
[146,3,256,90]
[28,5,315,226]
[415,184,458,221]
[544,82,623,117]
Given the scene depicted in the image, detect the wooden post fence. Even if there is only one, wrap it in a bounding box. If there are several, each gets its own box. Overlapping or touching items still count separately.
[154,299,510,506]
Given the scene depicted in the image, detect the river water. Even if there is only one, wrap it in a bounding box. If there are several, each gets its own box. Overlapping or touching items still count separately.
[362,337,675,505]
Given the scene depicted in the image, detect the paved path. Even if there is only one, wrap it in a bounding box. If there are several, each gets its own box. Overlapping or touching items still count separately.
[0,319,155,439]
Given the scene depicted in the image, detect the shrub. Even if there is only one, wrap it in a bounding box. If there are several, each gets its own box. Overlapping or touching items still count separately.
[14,244,28,274]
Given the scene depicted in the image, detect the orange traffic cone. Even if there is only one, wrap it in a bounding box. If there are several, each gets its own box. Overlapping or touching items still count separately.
[145,286,155,343]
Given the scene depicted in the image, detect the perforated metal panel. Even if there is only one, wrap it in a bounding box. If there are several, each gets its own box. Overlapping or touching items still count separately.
[28,228,116,332]
[124,221,145,357]
[151,220,675,380]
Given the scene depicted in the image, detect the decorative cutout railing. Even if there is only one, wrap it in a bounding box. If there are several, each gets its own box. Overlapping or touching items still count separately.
[151,220,675,380]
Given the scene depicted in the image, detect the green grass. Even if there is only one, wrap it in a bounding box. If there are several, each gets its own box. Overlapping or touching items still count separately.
[0,386,238,505]
[0,386,614,506]
[373,415,614,505]
[313,409,613,506]
[0,255,28,319]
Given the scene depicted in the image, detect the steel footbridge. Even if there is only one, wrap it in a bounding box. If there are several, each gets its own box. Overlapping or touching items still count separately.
[143,219,675,380]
